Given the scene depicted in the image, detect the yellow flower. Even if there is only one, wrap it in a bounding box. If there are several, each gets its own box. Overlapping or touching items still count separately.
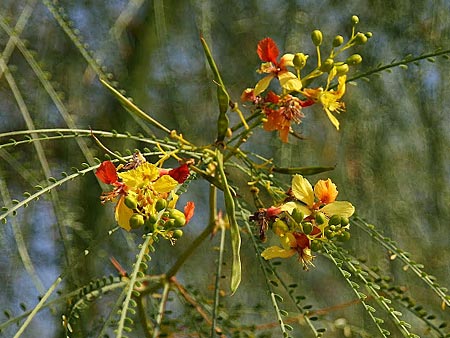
[303,70,346,130]
[115,162,178,231]
[281,174,355,225]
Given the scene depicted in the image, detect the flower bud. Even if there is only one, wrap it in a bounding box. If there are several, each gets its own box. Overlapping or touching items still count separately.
[346,54,362,65]
[325,229,335,239]
[169,208,186,227]
[144,218,157,232]
[310,240,323,251]
[129,214,145,229]
[340,216,350,226]
[293,53,308,69]
[365,32,373,39]
[338,231,351,241]
[328,215,341,226]
[272,219,289,235]
[155,198,167,212]
[124,195,138,210]
[173,229,183,239]
[301,221,313,235]
[311,30,323,46]
[354,32,368,45]
[335,64,349,76]
[351,15,359,25]
[291,208,305,223]
[315,212,327,225]
[332,35,344,47]
[320,58,334,72]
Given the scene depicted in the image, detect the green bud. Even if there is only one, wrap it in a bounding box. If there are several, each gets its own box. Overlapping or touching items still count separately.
[173,229,183,239]
[272,219,289,235]
[291,208,305,223]
[340,217,350,226]
[310,240,323,252]
[301,221,313,235]
[351,15,359,25]
[293,53,308,69]
[329,215,341,226]
[147,213,159,224]
[320,58,334,72]
[365,32,373,39]
[346,54,362,65]
[315,212,327,225]
[165,219,176,228]
[332,35,344,47]
[144,218,157,233]
[155,198,167,212]
[169,208,186,227]
[311,30,323,46]
[325,229,335,239]
[338,231,351,241]
[335,64,349,76]
[354,32,368,45]
[124,195,138,210]
[129,214,145,229]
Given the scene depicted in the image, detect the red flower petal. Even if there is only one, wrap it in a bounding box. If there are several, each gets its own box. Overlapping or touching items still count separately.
[96,161,118,184]
[257,37,279,64]
[184,201,195,224]
[168,163,190,183]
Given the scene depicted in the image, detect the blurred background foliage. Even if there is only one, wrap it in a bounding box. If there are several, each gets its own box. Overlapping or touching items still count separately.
[0,0,449,337]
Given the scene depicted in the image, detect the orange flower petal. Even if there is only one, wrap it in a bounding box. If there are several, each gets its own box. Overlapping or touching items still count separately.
[184,201,195,224]
[257,37,279,64]
[96,161,118,185]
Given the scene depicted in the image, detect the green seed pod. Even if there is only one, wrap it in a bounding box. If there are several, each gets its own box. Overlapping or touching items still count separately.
[301,221,313,235]
[315,212,327,225]
[173,229,183,239]
[291,208,305,223]
[340,216,350,226]
[124,195,138,210]
[329,215,341,226]
[311,30,323,46]
[320,58,334,72]
[351,15,359,25]
[354,32,368,45]
[346,54,362,65]
[332,35,344,47]
[155,198,167,212]
[129,214,145,229]
[169,208,186,227]
[272,219,289,235]
[293,53,308,69]
[336,64,349,76]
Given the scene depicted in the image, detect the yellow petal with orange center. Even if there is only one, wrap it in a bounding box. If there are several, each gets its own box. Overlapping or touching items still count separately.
[321,201,355,218]
[114,195,134,231]
[314,178,338,204]
[291,174,314,207]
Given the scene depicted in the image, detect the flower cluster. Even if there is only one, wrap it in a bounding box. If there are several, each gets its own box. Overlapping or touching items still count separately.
[95,152,194,242]
[251,175,355,269]
[242,17,371,142]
